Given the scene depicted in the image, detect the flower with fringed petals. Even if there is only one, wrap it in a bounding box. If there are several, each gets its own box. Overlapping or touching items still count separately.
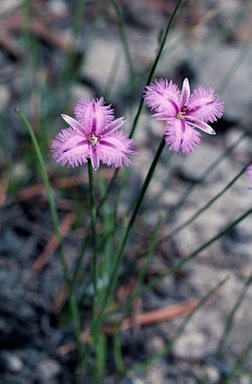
[144,78,224,154]
[51,98,137,170]
[247,164,252,190]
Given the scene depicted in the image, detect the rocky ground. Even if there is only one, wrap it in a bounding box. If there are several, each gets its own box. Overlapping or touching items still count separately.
[0,0,252,383]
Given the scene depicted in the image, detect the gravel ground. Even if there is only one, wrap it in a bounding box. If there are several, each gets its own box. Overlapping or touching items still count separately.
[0,1,252,383]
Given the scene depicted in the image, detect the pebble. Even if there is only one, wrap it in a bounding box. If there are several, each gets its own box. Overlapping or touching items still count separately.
[36,359,62,382]
[194,42,252,121]
[239,377,252,384]
[0,350,23,373]
[0,1,252,383]
[121,1,166,30]
[83,38,128,92]
[0,85,11,112]
[173,330,210,361]
[205,365,220,383]
[0,0,19,15]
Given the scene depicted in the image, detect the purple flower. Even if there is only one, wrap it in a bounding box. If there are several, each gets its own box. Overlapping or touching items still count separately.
[144,78,224,154]
[246,164,252,190]
[51,98,137,170]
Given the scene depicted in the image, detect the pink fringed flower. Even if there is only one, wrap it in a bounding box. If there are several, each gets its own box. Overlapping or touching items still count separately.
[51,98,137,170]
[144,78,224,154]
[246,164,252,190]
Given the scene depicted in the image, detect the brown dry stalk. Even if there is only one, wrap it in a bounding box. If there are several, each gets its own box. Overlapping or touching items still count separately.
[16,169,119,200]
[33,212,76,273]
[0,6,71,59]
[0,172,8,207]
[105,299,199,334]
[57,299,199,356]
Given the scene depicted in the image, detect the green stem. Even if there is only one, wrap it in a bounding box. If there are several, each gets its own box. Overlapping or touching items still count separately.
[15,109,84,362]
[99,0,184,230]
[68,294,85,362]
[136,276,229,372]
[134,214,164,294]
[140,208,252,298]
[167,131,249,216]
[129,0,184,138]
[109,207,252,316]
[15,109,69,281]
[222,341,252,384]
[120,138,165,253]
[215,273,252,359]
[88,160,99,337]
[70,234,90,293]
[111,0,135,100]
[15,109,84,365]
[111,138,165,288]
[160,164,249,244]
[95,138,166,330]
[96,168,120,220]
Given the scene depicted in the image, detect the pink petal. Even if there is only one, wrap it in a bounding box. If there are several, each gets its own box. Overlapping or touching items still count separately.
[186,116,216,135]
[61,114,83,134]
[74,98,114,136]
[246,164,252,181]
[247,164,252,189]
[98,131,137,168]
[90,147,100,170]
[144,79,180,116]
[151,112,172,120]
[51,128,89,167]
[188,86,224,123]
[164,119,201,154]
[180,78,190,107]
[103,117,126,136]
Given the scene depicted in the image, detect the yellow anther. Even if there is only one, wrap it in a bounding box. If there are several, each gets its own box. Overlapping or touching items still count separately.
[176,111,185,120]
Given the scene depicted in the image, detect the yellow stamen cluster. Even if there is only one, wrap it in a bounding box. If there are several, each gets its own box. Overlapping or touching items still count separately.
[176,111,185,120]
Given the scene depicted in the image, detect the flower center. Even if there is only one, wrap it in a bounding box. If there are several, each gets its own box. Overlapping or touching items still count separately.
[176,111,185,120]
[88,133,99,146]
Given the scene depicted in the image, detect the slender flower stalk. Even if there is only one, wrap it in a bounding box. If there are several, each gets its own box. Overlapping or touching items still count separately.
[95,137,167,331]
[52,97,137,170]
[129,0,184,139]
[87,159,98,296]
[87,159,100,341]
[144,78,224,154]
[15,109,85,366]
[51,97,137,345]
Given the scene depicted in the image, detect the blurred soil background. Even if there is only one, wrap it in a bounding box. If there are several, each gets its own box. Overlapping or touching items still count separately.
[0,0,252,383]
